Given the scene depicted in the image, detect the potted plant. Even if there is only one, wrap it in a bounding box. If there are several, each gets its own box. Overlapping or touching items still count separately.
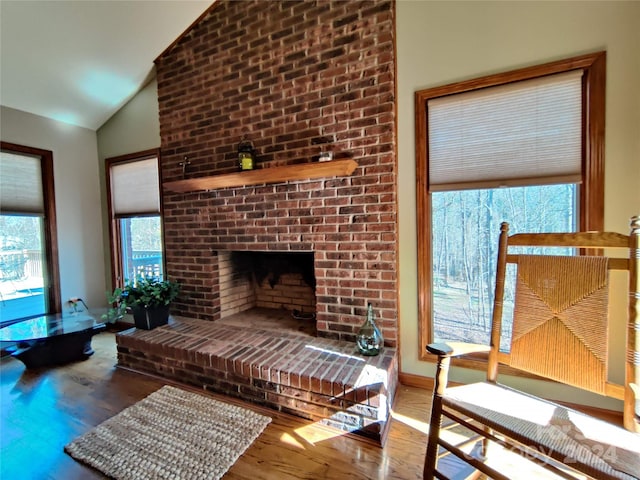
[103,276,180,330]
[102,287,128,325]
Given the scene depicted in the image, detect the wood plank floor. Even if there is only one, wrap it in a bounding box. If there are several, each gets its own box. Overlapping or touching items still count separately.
[1,331,428,479]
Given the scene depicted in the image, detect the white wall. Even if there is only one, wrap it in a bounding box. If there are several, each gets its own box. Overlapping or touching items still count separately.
[396,1,640,408]
[1,106,106,309]
[97,78,161,160]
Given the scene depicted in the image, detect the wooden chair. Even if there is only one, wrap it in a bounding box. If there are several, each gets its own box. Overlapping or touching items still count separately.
[424,217,640,480]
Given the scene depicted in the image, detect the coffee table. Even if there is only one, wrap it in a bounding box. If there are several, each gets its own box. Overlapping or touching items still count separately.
[0,312,105,368]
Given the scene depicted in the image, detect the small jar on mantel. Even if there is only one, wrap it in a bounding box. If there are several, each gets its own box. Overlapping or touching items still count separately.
[356,303,383,356]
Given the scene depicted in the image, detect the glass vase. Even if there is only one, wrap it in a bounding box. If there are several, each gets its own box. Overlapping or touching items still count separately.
[356,303,383,356]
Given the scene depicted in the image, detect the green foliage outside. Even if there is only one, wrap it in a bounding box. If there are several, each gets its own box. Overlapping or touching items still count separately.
[0,215,42,250]
[127,217,162,251]
[432,184,575,348]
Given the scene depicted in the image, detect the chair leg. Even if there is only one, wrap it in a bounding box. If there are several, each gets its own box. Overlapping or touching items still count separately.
[481,428,490,460]
[424,356,451,479]
[424,395,444,478]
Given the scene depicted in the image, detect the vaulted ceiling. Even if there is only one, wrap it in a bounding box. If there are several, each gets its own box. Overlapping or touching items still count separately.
[0,0,212,131]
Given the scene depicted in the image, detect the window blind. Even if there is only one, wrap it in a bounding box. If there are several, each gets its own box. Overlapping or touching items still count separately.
[0,151,44,214]
[110,157,160,216]
[428,70,583,192]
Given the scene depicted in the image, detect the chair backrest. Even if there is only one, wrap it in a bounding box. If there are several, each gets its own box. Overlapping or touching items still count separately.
[487,216,640,432]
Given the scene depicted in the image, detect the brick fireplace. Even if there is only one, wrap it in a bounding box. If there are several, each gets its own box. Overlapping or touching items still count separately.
[156,0,398,347]
[117,0,399,445]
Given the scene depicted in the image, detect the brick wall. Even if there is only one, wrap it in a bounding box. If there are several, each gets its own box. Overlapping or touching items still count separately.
[218,251,255,317]
[156,0,398,346]
[255,274,316,312]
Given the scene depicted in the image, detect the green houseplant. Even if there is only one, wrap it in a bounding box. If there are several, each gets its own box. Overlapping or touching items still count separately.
[103,276,180,330]
[102,286,127,324]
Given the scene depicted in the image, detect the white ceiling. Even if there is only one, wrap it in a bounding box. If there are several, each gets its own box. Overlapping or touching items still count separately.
[0,0,213,131]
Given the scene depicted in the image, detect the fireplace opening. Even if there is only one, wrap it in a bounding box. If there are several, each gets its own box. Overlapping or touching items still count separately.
[218,251,316,335]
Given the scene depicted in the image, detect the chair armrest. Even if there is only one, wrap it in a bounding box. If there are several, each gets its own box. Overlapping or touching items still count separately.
[426,341,491,358]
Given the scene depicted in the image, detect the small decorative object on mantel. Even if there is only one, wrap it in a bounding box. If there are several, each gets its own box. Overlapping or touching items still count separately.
[357,303,383,356]
[318,151,333,162]
[178,156,191,179]
[237,136,256,171]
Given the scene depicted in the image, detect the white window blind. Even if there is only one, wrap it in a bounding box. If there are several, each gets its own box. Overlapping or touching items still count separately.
[111,158,160,216]
[0,151,44,214]
[428,70,583,192]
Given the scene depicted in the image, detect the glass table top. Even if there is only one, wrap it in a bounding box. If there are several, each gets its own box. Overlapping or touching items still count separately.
[0,312,104,342]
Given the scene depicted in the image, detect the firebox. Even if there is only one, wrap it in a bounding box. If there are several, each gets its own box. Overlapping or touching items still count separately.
[218,251,316,330]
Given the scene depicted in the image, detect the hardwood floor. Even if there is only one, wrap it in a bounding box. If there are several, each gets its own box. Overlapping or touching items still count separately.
[1,331,428,479]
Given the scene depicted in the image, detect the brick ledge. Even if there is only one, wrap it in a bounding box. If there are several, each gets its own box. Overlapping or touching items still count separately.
[116,317,398,445]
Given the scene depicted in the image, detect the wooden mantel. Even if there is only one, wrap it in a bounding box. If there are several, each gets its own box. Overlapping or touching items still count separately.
[163,159,358,193]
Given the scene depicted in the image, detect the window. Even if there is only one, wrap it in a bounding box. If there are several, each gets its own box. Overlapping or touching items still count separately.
[106,150,164,288]
[0,142,61,324]
[415,52,605,361]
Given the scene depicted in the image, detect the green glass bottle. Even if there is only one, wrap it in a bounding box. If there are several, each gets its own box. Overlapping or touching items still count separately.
[356,303,383,356]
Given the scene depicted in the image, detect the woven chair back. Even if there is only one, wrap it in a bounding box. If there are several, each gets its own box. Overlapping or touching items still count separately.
[509,254,610,394]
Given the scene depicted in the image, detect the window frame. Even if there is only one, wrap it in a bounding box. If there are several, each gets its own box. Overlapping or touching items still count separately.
[0,141,62,315]
[105,149,163,289]
[415,52,606,368]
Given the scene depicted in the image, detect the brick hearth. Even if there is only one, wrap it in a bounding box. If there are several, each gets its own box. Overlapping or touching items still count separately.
[116,316,398,445]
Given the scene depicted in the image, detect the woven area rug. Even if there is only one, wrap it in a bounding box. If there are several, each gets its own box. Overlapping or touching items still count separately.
[65,385,271,479]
